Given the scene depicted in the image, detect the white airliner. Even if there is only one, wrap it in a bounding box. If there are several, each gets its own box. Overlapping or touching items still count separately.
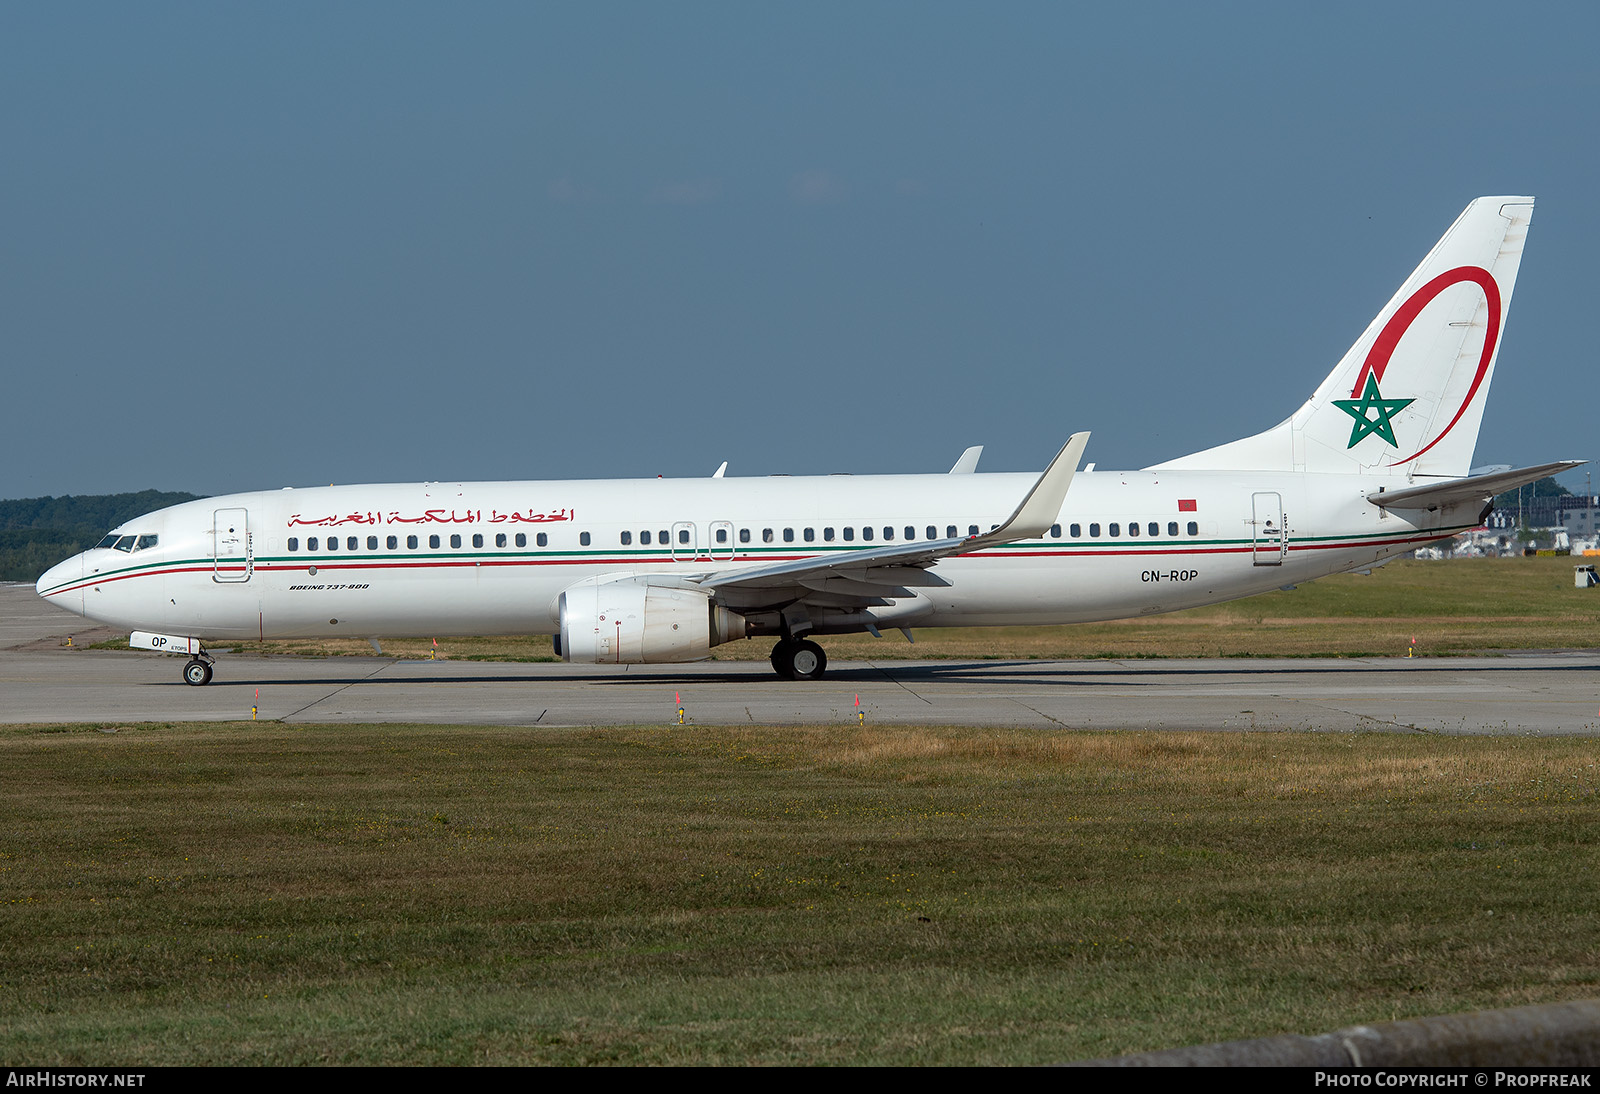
[37,196,1579,685]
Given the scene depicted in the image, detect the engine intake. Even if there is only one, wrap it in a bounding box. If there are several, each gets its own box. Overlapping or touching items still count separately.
[558,579,746,664]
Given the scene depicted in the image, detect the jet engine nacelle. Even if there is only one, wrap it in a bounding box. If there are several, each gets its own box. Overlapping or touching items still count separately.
[558,578,747,664]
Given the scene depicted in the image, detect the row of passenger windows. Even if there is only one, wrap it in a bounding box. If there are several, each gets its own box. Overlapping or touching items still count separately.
[619,522,1204,545]
[622,525,981,546]
[285,520,1205,554]
[1071,521,1201,539]
[288,532,552,552]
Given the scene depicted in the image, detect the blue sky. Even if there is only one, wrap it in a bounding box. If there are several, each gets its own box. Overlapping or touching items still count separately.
[4,2,1598,498]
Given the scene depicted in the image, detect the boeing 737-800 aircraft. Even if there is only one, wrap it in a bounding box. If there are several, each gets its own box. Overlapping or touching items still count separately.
[37,196,1579,685]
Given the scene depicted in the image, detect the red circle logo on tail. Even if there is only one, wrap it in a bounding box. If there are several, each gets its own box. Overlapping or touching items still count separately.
[1349,265,1501,465]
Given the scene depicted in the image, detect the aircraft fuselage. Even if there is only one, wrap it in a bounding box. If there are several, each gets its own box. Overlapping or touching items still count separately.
[35,468,1469,643]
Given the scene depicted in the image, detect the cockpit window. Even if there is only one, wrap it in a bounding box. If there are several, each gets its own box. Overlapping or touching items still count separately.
[135,535,159,551]
[96,534,121,549]
[113,536,136,552]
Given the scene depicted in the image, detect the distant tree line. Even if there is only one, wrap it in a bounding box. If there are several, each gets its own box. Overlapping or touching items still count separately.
[0,491,202,582]
[1492,476,1572,509]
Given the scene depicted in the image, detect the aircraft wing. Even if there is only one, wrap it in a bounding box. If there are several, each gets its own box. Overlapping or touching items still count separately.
[1368,461,1586,511]
[696,433,1089,606]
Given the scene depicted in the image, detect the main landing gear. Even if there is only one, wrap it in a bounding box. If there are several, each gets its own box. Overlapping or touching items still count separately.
[770,638,827,681]
[183,655,214,687]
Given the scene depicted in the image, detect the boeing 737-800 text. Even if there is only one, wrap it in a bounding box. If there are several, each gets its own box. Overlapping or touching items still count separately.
[37,196,1578,684]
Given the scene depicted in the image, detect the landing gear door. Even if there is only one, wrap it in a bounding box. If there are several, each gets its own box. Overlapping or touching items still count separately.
[1252,492,1286,566]
[213,507,252,583]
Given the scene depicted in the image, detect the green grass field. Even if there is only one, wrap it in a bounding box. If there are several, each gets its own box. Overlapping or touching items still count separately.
[3,722,1596,1065]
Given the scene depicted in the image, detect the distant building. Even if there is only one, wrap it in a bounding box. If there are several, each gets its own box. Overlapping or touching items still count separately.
[1486,495,1593,531]
[1559,498,1600,537]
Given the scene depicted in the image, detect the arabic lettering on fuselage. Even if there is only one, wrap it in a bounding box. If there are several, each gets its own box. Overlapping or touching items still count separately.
[286,508,573,528]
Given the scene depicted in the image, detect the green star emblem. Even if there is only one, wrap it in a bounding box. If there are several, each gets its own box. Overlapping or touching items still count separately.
[1333,374,1414,449]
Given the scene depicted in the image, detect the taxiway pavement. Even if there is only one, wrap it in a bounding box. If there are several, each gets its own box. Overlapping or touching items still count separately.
[5,583,1597,734]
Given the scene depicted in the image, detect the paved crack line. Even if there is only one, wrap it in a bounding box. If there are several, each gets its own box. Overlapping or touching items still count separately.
[1008,698,1068,727]
[865,661,933,704]
[281,659,398,721]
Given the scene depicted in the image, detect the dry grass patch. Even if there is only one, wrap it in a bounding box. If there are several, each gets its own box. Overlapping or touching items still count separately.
[3,721,1595,1064]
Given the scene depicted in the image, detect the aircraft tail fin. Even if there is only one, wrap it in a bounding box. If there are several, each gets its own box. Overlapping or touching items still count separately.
[1151,196,1534,478]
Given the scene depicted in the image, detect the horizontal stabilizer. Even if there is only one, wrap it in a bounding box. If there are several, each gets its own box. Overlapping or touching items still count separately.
[1368,461,1586,510]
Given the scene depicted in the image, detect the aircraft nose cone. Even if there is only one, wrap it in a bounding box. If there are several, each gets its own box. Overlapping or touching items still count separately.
[36,554,85,617]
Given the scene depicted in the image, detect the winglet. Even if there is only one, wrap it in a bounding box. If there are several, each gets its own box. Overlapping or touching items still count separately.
[948,446,983,474]
[963,432,1089,550]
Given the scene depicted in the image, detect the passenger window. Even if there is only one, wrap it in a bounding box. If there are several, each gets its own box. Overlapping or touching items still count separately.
[307,537,318,551]
[658,530,668,545]
[620,531,631,546]
[368,536,379,550]
[408,536,419,549]
[905,526,915,540]
[947,526,957,538]
[429,535,441,549]
[387,535,398,550]
[968,525,979,537]
[1187,522,1199,536]
[862,527,874,541]
[763,528,774,543]
[883,527,894,540]
[843,527,855,541]
[1070,523,1082,538]
[514,533,525,548]
[803,527,814,542]
[739,528,750,543]
[1167,522,1179,537]
[496,533,507,548]
[1148,522,1160,537]
[927,526,937,540]
[677,529,688,545]
[716,528,728,543]
[288,538,299,552]
[823,527,835,542]
[327,537,339,552]
[536,533,548,547]
[581,532,592,546]
[1089,523,1101,537]
[1109,523,1120,537]
[1126,523,1138,539]
[1050,524,1061,538]
[783,528,794,543]
[641,531,651,545]
[450,535,462,549]
[473,534,484,548]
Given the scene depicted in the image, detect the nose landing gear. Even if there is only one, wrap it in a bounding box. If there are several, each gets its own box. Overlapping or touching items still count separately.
[183,656,214,687]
